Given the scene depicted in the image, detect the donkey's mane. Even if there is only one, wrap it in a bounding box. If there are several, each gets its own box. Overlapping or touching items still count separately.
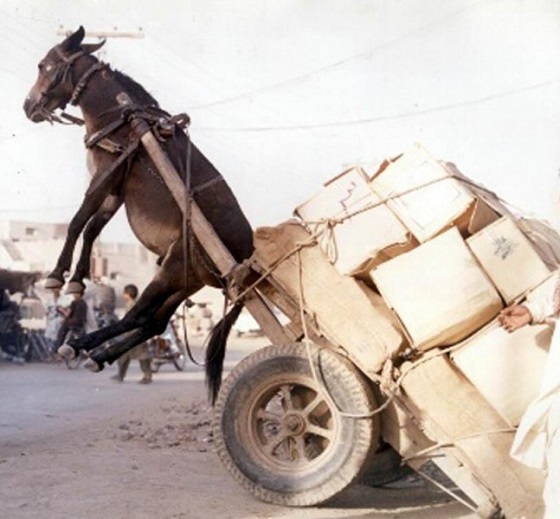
[113,69,159,107]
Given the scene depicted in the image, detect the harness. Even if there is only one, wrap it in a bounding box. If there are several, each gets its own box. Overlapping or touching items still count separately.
[83,105,197,198]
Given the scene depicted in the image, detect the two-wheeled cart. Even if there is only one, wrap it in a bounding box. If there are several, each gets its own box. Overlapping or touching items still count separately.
[135,119,544,519]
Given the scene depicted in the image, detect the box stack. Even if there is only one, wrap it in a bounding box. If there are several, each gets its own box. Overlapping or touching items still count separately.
[294,143,559,423]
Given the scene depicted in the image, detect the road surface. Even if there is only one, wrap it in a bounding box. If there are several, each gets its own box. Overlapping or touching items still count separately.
[0,336,478,519]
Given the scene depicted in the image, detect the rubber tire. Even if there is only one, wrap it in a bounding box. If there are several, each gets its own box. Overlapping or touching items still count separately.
[213,343,380,507]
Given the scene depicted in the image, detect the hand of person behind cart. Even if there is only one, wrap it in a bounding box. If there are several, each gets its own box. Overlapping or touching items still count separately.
[498,304,532,333]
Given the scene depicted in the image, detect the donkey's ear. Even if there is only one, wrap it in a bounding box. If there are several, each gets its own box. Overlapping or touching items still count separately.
[61,26,85,52]
[82,39,106,55]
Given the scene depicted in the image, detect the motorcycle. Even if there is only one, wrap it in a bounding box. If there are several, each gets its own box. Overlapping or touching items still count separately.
[149,317,187,372]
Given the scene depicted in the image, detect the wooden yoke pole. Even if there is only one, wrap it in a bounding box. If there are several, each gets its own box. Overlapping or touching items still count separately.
[117,93,292,344]
[117,93,237,276]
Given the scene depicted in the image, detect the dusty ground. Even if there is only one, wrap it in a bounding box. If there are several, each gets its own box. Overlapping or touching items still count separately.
[0,336,478,519]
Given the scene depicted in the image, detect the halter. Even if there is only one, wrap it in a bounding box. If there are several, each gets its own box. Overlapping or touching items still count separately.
[39,45,107,123]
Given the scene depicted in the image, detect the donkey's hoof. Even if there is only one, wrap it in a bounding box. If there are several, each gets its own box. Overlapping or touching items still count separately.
[84,358,103,372]
[57,343,76,360]
[44,277,64,290]
[65,281,85,294]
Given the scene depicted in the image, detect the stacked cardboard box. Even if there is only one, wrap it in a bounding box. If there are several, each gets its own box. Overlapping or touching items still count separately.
[295,166,414,277]
[295,144,557,344]
[451,317,552,427]
[451,271,558,427]
[369,145,500,242]
[285,144,559,513]
[371,227,503,350]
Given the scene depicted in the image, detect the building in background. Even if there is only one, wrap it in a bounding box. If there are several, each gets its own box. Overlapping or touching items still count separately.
[0,220,158,293]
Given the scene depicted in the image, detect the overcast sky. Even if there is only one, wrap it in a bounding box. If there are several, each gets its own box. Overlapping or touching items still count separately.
[2,0,560,243]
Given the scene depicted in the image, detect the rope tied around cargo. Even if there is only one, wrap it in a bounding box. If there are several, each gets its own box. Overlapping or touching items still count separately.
[299,172,537,276]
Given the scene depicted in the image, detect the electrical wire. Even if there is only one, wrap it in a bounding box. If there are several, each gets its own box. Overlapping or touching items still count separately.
[190,0,496,110]
[195,76,560,132]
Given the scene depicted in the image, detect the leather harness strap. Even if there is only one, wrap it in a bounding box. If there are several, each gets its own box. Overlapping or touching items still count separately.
[85,108,223,200]
[85,139,140,197]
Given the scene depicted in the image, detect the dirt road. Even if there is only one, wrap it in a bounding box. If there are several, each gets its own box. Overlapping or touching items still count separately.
[0,337,477,519]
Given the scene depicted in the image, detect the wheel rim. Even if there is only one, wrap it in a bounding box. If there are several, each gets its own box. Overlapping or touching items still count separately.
[248,379,338,473]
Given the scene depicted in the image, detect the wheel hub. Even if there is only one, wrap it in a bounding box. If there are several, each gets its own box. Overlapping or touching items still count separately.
[283,412,306,436]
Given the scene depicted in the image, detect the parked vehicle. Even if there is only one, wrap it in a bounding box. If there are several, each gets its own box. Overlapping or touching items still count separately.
[149,317,187,372]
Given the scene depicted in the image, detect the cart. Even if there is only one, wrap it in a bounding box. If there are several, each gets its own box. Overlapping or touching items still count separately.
[211,221,545,519]
[135,125,545,519]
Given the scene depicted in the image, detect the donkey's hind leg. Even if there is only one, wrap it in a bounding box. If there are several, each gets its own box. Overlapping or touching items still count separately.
[85,290,186,371]
[69,240,202,353]
[66,194,123,293]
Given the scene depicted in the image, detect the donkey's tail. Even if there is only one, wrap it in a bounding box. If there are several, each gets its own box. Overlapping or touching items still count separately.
[205,302,244,405]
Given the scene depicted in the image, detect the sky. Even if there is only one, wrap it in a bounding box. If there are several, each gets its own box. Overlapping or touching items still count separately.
[2,0,560,243]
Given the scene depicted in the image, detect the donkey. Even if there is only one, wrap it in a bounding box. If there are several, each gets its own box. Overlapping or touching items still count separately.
[23,26,252,402]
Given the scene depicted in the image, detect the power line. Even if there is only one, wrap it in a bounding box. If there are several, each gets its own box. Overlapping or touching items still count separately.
[195,76,560,133]
[189,0,494,110]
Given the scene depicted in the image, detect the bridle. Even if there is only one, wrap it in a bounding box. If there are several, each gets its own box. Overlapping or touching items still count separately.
[36,44,106,124]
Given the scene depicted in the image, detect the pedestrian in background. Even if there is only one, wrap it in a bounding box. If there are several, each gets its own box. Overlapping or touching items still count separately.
[111,284,152,384]
[44,287,68,355]
[55,288,88,350]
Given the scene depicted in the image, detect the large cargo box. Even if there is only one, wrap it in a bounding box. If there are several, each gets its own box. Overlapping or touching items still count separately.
[467,216,551,304]
[371,227,503,350]
[370,144,499,242]
[451,319,552,427]
[295,167,414,276]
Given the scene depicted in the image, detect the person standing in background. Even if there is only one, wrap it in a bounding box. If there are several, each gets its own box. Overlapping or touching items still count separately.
[44,287,67,355]
[55,288,88,349]
[111,284,152,384]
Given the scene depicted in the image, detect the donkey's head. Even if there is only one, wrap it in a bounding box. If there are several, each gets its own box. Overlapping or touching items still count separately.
[23,26,105,123]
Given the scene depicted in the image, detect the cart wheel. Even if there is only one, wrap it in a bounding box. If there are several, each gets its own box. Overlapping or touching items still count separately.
[213,342,380,506]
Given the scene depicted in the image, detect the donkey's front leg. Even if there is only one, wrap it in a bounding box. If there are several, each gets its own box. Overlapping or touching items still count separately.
[66,194,123,293]
[45,190,111,289]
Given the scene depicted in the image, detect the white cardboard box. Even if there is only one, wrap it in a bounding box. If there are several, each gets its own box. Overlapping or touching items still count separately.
[451,318,552,427]
[467,216,551,304]
[371,227,503,350]
[370,144,499,242]
[295,167,414,276]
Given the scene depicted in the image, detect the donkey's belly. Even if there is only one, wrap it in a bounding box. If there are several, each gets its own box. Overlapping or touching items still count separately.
[124,192,183,259]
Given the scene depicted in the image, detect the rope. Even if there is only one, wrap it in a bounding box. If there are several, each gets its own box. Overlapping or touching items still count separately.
[402,427,516,464]
[296,249,394,419]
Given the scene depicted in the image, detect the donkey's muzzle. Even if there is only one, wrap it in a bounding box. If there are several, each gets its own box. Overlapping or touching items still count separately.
[23,97,46,123]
